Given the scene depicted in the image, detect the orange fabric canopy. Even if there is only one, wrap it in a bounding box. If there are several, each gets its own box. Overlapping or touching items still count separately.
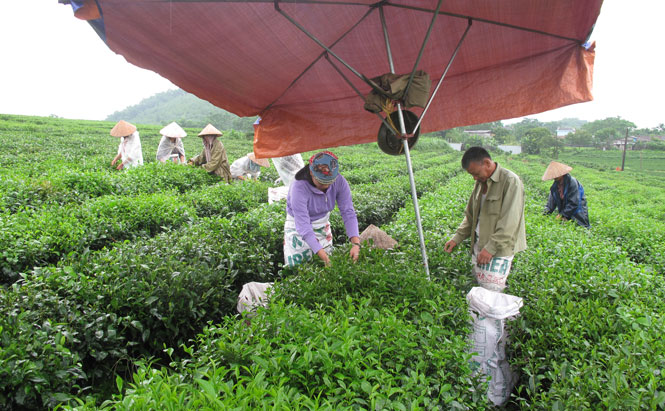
[64,0,602,157]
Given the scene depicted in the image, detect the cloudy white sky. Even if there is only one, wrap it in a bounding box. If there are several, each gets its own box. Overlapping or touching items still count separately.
[1,1,663,128]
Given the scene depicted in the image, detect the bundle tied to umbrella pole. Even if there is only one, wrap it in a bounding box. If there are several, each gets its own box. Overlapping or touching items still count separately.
[380,99,403,155]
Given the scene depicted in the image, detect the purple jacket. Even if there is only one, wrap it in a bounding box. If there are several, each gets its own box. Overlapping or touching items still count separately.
[286,175,359,254]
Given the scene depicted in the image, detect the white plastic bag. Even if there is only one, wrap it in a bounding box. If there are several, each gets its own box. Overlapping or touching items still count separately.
[467,287,523,406]
[237,281,273,316]
[268,185,290,204]
[272,154,304,187]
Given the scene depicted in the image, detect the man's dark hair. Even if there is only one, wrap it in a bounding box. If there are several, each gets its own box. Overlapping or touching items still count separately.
[461,146,491,169]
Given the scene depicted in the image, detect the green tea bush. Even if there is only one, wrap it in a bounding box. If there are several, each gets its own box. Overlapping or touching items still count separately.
[0,200,290,408]
[387,157,665,409]
[0,193,196,283]
[0,270,122,410]
[87,250,487,410]
[113,162,219,195]
[508,212,665,409]
[187,180,269,218]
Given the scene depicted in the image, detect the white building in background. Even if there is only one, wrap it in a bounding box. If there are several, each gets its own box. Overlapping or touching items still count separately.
[464,130,493,138]
[556,127,575,138]
[612,135,663,149]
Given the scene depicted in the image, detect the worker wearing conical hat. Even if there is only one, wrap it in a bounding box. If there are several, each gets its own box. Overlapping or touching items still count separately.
[110,120,144,170]
[156,121,187,164]
[187,124,232,183]
[542,161,590,228]
[230,152,271,181]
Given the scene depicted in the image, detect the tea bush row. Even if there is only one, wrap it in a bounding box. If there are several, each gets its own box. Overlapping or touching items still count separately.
[0,156,457,408]
[69,249,489,410]
[1,152,456,283]
[503,158,665,274]
[0,202,283,410]
[58,164,475,410]
[0,179,269,283]
[386,157,665,409]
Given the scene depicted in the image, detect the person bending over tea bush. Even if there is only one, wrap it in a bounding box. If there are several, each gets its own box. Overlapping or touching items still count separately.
[156,121,187,164]
[284,151,360,267]
[542,161,590,228]
[110,120,143,170]
[444,146,527,292]
[187,123,232,183]
[230,152,270,181]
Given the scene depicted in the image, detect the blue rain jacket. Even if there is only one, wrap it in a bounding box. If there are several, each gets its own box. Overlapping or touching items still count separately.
[545,174,590,228]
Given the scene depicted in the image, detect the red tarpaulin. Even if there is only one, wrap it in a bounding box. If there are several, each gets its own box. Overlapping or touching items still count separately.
[64,0,601,157]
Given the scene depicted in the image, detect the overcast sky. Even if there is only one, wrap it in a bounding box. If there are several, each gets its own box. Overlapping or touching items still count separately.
[1,1,663,128]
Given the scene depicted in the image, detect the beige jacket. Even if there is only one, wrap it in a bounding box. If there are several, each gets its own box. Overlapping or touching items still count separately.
[190,139,232,183]
[451,163,527,257]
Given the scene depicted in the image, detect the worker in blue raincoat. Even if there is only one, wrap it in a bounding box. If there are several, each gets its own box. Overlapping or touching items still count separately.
[542,161,590,228]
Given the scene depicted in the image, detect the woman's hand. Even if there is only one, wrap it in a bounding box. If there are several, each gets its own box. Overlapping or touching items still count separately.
[349,243,360,262]
[317,249,331,266]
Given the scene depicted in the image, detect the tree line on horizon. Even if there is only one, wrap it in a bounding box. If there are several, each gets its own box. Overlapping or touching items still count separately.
[107,88,664,154]
[106,89,257,134]
[436,116,665,155]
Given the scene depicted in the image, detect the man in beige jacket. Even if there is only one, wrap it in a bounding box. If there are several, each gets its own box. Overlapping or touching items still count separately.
[444,147,526,292]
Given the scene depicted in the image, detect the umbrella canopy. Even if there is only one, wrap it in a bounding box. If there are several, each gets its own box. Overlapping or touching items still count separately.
[62,0,602,157]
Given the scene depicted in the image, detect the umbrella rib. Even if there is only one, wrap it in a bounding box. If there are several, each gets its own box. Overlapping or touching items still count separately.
[274,2,394,101]
[386,2,584,44]
[412,19,473,135]
[262,4,376,112]
[402,0,443,101]
[324,54,400,137]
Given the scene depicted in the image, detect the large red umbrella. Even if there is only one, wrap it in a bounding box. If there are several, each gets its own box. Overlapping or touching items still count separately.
[61,0,603,275]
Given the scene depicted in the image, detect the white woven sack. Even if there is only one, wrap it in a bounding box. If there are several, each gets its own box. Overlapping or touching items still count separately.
[466,287,523,406]
[237,281,273,316]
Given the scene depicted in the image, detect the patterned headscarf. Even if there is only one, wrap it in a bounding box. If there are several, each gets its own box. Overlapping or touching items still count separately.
[308,151,339,184]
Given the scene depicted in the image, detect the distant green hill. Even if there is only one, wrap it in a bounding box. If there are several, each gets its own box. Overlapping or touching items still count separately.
[106,89,257,132]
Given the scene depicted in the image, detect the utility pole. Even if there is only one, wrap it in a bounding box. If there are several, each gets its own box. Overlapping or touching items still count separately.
[621,128,629,171]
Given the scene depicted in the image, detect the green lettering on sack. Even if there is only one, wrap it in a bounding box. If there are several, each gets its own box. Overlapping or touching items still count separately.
[302,249,312,261]
[292,235,303,248]
[499,259,510,275]
[490,258,501,273]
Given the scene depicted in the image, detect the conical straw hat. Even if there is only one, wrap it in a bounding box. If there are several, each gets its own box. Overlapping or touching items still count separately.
[198,123,223,137]
[110,120,137,137]
[248,152,270,168]
[542,161,573,181]
[160,122,187,138]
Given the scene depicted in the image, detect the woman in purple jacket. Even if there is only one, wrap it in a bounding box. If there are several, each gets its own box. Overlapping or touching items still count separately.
[284,151,360,267]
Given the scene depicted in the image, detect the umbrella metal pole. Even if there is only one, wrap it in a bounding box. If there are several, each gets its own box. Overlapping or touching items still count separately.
[380,7,430,279]
[399,106,430,279]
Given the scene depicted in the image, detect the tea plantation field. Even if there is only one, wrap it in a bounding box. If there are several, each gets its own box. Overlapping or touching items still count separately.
[1,114,664,410]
